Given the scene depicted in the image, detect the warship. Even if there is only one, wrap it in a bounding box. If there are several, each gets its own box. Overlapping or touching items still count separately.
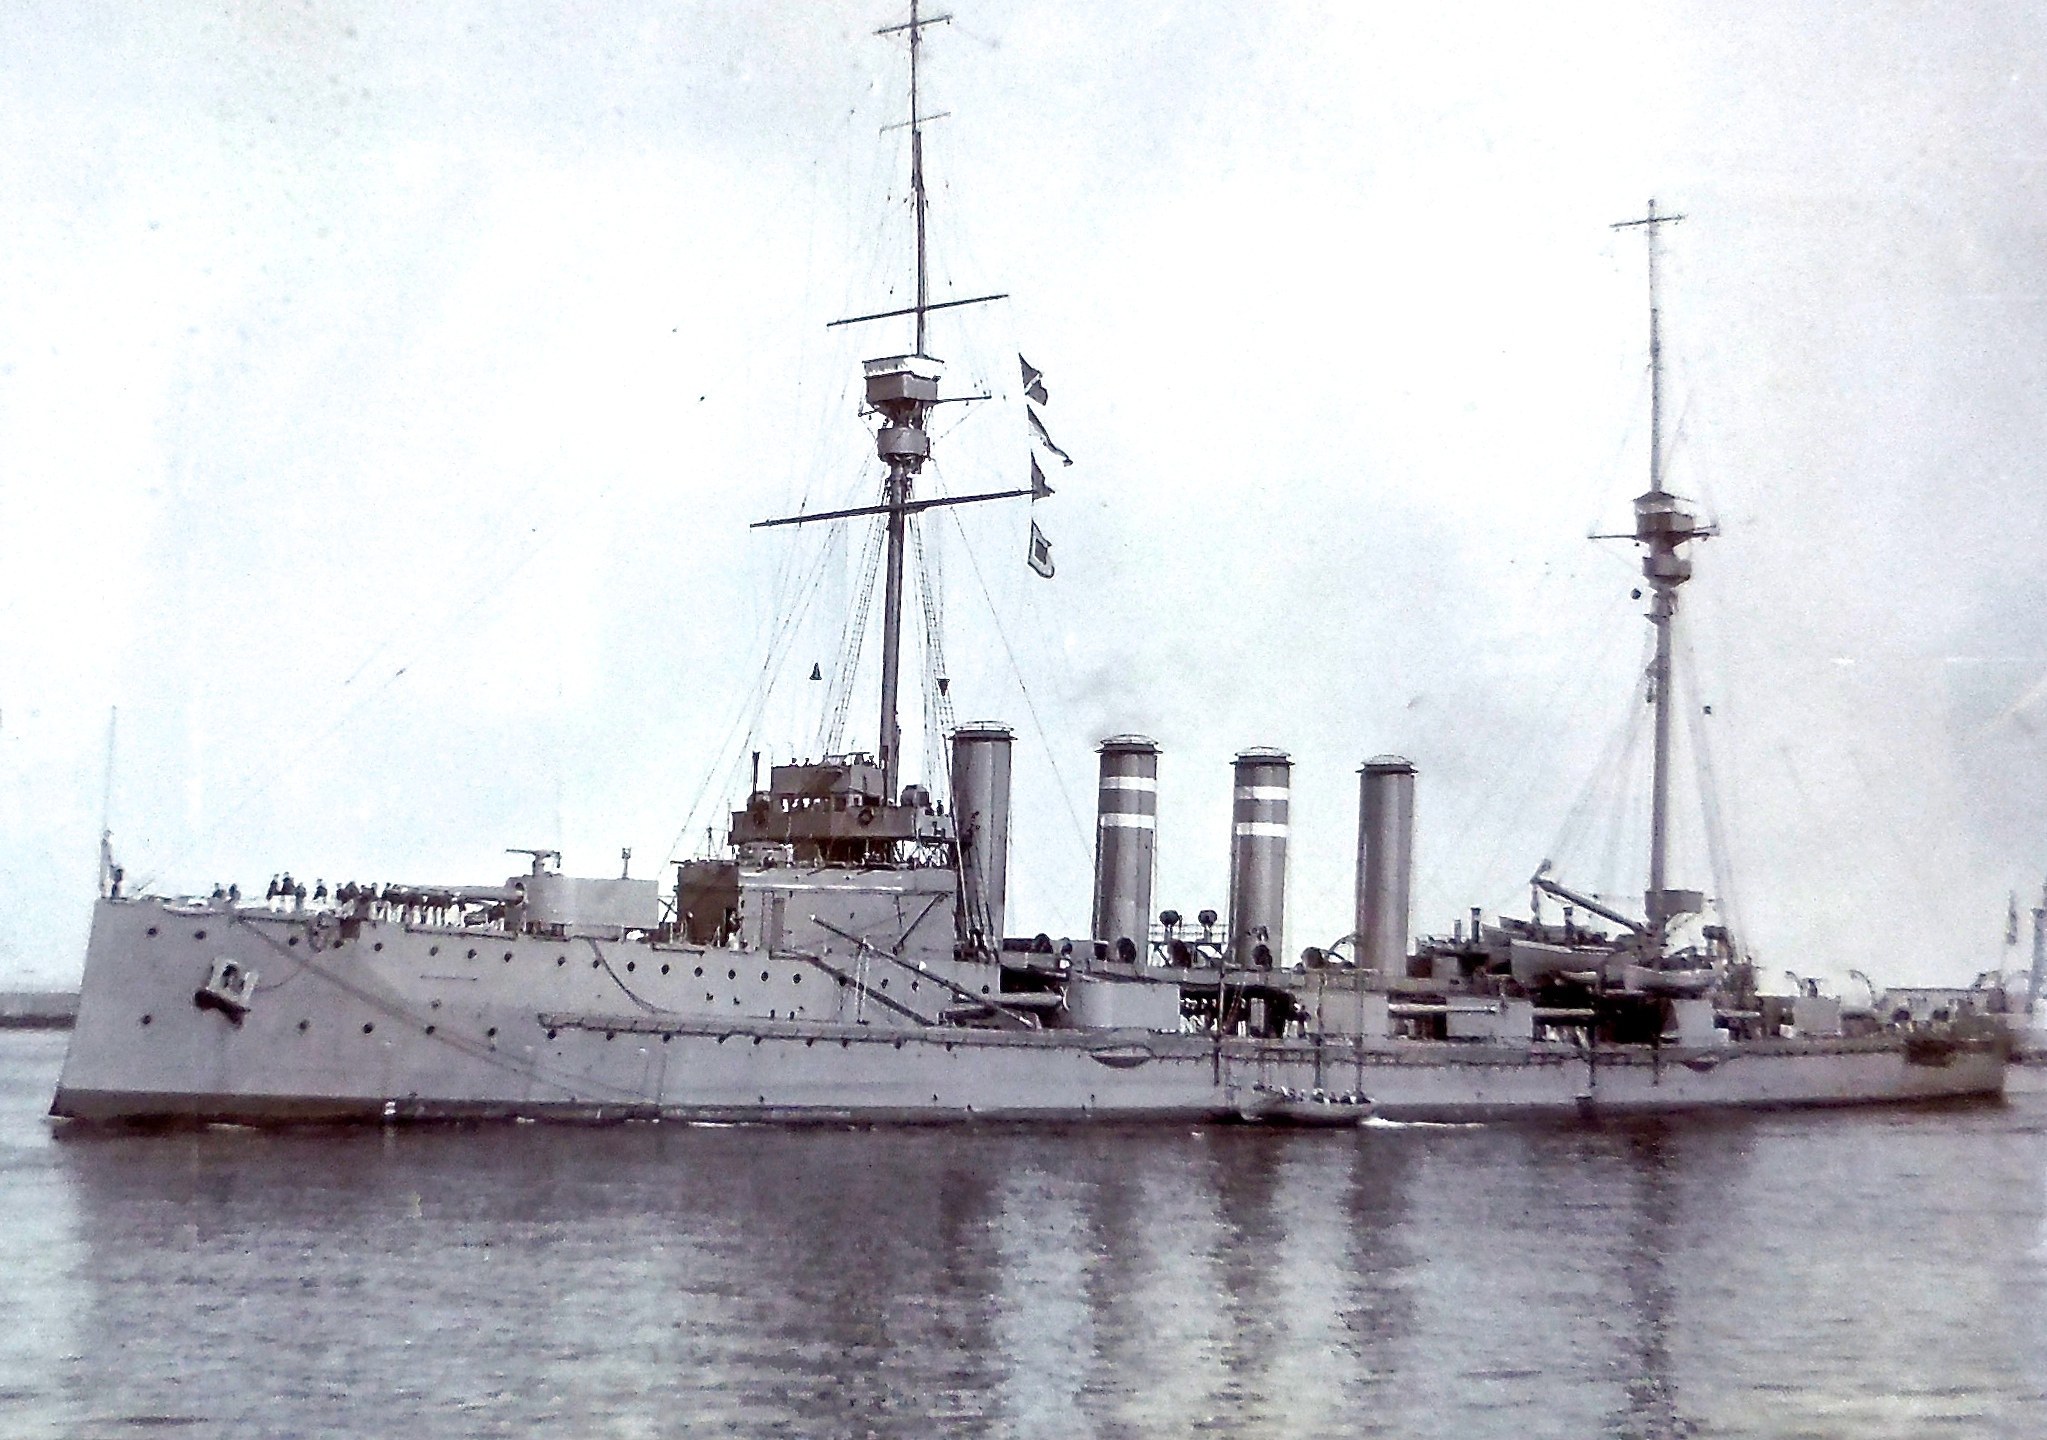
[52,7,2003,1126]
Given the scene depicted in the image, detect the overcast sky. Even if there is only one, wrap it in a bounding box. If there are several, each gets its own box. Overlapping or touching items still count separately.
[2,1,2044,992]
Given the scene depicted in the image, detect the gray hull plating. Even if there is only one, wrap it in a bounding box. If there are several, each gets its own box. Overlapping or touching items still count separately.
[53,899,2005,1125]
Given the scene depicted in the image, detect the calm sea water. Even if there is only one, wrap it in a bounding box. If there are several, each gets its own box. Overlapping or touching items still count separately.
[2,1029,2044,1439]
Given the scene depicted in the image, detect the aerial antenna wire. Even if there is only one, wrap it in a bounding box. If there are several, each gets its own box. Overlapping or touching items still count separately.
[133,481,621,891]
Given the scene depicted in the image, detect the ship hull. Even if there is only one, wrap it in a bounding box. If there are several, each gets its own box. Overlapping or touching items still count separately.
[53,899,2006,1126]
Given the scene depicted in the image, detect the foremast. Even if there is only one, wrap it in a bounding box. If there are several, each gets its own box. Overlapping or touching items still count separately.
[745,1,1029,868]
[871,0,941,797]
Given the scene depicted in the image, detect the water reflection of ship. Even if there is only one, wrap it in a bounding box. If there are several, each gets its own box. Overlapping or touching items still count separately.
[1612,1126,1691,1439]
[51,5,2004,1127]
[30,1046,2047,1433]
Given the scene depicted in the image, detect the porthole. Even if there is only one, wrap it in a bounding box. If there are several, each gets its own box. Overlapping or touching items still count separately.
[139,1014,152,1026]
[373,942,384,952]
[760,970,769,983]
[288,936,299,947]
[297,1019,309,1032]
[727,969,736,980]
[660,963,670,975]
[429,946,439,957]
[591,959,600,969]
[659,1032,672,1044]
[879,978,889,989]
[980,985,990,994]
[791,973,801,985]
[485,1027,498,1039]
[556,957,566,967]
[503,952,513,963]
[146,926,159,937]
[605,1032,615,1042]
[752,1036,762,1046]
[706,993,714,1003]
[362,1022,375,1035]
[894,1038,905,1049]
[626,961,636,973]
[805,1037,815,1047]
[694,966,703,978]
[467,949,477,960]
[193,929,207,941]
[546,1028,558,1040]
[424,1025,436,1036]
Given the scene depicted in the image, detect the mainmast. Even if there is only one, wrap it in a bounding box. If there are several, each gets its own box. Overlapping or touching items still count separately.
[1613,199,1705,954]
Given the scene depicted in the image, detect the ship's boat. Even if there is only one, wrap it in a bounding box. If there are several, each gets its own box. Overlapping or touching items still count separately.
[1235,1087,1377,1127]
[50,6,2005,1127]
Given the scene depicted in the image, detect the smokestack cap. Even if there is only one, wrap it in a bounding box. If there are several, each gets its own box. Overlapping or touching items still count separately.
[1361,755,1416,774]
[1234,747,1290,764]
[1098,734,1160,754]
[955,723,1015,739]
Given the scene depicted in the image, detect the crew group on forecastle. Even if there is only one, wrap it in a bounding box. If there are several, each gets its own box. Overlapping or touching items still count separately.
[201,876,474,927]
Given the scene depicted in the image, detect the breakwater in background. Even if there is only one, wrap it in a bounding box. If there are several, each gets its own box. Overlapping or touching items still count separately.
[0,993,76,1029]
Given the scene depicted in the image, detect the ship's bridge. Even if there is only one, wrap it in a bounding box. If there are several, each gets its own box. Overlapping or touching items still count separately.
[729,753,955,865]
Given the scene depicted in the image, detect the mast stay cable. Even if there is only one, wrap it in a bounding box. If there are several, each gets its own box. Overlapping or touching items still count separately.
[943,501,1091,868]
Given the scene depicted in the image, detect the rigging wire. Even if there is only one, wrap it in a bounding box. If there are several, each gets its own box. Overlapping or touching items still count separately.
[1425,580,1638,916]
[1547,633,1655,876]
[660,514,850,869]
[943,501,1092,869]
[1679,620,1744,949]
[1593,679,1650,904]
[823,514,890,754]
[911,515,955,789]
